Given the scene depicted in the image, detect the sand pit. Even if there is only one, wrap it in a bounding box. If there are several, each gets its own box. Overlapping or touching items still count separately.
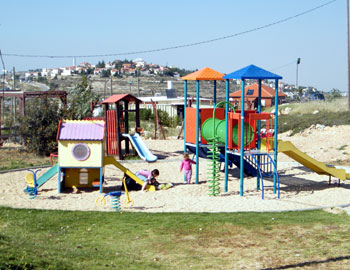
[1,126,350,213]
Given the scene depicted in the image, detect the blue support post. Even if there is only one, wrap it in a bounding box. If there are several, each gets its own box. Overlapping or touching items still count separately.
[99,167,103,193]
[240,79,245,196]
[273,79,279,193]
[58,167,61,193]
[257,79,262,190]
[213,80,217,107]
[257,79,262,148]
[195,80,200,184]
[224,79,229,192]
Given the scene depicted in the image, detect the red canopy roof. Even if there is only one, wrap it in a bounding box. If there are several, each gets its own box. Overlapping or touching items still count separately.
[230,83,287,98]
[102,94,141,104]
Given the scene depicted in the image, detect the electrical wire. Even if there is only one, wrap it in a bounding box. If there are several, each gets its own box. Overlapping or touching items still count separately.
[2,0,338,59]
[270,60,298,71]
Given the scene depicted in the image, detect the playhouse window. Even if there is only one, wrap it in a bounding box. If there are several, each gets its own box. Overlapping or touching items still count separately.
[72,143,90,161]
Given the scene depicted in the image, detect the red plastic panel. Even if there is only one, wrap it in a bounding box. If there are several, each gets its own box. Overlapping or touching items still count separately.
[107,110,118,155]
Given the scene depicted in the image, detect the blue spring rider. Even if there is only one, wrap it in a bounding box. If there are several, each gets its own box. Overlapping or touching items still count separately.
[25,169,41,199]
[96,191,124,211]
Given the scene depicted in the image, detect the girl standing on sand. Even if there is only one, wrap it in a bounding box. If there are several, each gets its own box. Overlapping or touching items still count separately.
[180,153,196,184]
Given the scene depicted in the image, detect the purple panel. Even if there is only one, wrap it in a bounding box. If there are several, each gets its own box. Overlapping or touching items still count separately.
[59,122,105,141]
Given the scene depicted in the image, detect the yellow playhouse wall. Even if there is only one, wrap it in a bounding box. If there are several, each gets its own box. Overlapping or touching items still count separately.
[58,140,103,167]
[64,168,102,188]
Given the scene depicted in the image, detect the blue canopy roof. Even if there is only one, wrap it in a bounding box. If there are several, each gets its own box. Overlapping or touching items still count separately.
[223,64,282,80]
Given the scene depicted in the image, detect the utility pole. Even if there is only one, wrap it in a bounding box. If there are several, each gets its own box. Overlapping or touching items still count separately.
[347,0,350,110]
[104,79,107,99]
[296,57,301,89]
[12,67,15,89]
[12,67,15,123]
[137,70,140,97]
[110,75,112,96]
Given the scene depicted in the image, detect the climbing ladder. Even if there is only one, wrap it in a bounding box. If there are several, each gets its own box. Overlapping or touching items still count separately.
[245,153,280,199]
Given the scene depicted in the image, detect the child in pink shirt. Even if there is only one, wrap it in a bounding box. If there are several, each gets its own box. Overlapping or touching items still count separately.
[137,169,160,192]
[180,153,196,184]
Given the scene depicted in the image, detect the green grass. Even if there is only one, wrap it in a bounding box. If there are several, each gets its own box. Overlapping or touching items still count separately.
[0,148,52,172]
[0,159,51,171]
[264,98,350,135]
[1,207,350,269]
[337,144,348,151]
[276,98,348,114]
[278,111,350,135]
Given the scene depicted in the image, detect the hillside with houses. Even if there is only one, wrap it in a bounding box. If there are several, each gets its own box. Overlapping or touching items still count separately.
[5,58,338,103]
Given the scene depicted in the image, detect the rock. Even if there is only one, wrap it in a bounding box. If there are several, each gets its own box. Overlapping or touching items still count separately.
[285,130,292,137]
[316,124,325,130]
[283,107,292,114]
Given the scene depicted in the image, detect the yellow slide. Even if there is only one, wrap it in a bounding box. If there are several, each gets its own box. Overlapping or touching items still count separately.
[104,156,156,191]
[277,140,350,180]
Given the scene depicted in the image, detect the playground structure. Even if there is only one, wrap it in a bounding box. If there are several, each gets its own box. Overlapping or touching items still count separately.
[55,119,157,193]
[182,65,350,198]
[182,66,280,197]
[24,97,159,196]
[101,94,157,162]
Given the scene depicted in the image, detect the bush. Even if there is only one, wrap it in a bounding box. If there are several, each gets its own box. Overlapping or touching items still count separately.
[131,108,181,128]
[278,111,350,135]
[327,88,342,101]
[18,98,63,156]
[140,108,153,121]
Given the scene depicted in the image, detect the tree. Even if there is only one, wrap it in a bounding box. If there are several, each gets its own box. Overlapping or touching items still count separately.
[18,98,63,156]
[65,75,100,120]
[96,60,105,68]
[101,69,111,78]
[328,88,342,100]
[18,76,101,156]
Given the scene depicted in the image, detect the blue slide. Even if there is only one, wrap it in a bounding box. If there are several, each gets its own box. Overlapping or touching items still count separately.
[36,163,59,187]
[186,144,233,168]
[123,133,158,162]
[225,152,257,177]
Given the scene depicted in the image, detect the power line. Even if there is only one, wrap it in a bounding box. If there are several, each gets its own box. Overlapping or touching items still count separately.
[270,60,297,71]
[2,0,338,59]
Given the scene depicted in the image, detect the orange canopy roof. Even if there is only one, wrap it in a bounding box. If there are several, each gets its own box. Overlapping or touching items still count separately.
[181,67,224,81]
[230,83,287,98]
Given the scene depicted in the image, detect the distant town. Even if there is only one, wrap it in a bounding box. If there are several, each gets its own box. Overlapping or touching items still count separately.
[2,58,347,101]
[23,58,187,80]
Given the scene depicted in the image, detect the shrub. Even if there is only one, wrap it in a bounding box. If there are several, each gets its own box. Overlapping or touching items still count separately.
[140,108,153,121]
[278,111,350,135]
[18,98,63,156]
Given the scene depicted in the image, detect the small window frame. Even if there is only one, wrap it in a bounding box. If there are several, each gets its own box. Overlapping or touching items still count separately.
[72,143,90,161]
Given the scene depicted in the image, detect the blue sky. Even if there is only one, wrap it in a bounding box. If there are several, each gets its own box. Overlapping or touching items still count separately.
[1,0,346,92]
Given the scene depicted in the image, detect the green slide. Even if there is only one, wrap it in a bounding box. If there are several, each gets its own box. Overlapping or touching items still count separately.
[37,163,59,188]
